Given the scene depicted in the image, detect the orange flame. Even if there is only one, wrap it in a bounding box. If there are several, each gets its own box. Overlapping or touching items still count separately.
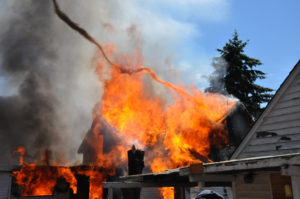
[95,45,236,165]
[13,147,25,165]
[13,44,236,199]
[12,148,77,196]
[12,147,114,199]
[76,167,108,199]
[161,188,174,199]
[49,3,237,197]
[13,164,77,196]
[89,45,236,198]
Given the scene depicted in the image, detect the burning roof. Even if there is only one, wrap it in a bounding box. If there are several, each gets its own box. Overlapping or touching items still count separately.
[9,1,239,199]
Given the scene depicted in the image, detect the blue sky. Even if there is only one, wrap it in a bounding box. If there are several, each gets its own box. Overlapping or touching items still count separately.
[198,0,300,91]
[149,0,300,91]
[1,0,299,95]
[131,0,300,92]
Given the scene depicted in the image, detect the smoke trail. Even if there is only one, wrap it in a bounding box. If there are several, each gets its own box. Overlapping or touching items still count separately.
[52,0,234,126]
[52,0,193,101]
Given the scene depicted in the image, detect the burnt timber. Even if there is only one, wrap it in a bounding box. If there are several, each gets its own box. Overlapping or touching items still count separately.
[103,153,300,199]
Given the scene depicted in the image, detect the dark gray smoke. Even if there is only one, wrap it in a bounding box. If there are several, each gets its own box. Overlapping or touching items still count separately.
[0,1,60,164]
[0,0,175,165]
[0,0,227,165]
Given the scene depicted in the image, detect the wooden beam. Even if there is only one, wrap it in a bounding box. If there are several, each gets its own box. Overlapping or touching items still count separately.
[108,188,113,199]
[179,167,190,176]
[232,180,237,199]
[281,166,300,176]
[189,174,234,182]
[204,153,300,173]
[204,181,232,187]
[120,167,182,180]
[174,186,185,199]
[189,164,203,174]
[102,181,197,188]
[291,176,300,199]
[119,175,143,182]
[281,166,300,199]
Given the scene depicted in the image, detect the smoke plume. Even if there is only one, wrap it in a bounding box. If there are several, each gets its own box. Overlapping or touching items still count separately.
[0,0,174,165]
[0,0,100,164]
[0,0,229,165]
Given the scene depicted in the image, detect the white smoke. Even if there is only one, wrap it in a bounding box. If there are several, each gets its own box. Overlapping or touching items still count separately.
[0,0,229,164]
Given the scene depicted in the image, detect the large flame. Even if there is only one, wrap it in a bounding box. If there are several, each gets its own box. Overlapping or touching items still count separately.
[13,44,236,199]
[95,45,236,169]
[6,2,239,198]
[12,1,237,198]
[88,45,236,198]
[12,147,112,199]
[12,147,77,196]
[13,45,236,198]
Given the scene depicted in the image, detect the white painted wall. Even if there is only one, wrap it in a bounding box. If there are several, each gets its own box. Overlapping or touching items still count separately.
[239,72,300,158]
[0,172,11,199]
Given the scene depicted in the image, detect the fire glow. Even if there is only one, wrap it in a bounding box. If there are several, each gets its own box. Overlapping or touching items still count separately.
[12,1,237,198]
[13,147,112,199]
[90,46,236,198]
[12,147,77,196]
[13,45,236,198]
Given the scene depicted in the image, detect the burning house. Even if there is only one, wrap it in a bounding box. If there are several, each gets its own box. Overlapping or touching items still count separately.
[2,0,299,199]
[74,104,251,199]
[7,56,299,199]
[102,60,300,199]
[2,1,241,198]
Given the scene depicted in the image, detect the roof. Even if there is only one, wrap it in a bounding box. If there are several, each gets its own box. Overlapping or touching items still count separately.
[204,152,300,173]
[78,119,119,154]
[103,152,300,188]
[231,60,300,159]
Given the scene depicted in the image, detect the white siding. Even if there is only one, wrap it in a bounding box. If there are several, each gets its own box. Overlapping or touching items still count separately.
[235,174,272,199]
[238,65,300,158]
[0,172,11,199]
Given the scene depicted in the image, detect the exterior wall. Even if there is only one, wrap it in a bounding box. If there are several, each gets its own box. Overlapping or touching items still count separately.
[270,173,292,199]
[238,71,300,158]
[140,188,161,199]
[235,173,272,199]
[0,172,11,199]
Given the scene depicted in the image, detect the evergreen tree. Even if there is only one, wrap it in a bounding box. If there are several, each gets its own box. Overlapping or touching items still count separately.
[208,31,273,119]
